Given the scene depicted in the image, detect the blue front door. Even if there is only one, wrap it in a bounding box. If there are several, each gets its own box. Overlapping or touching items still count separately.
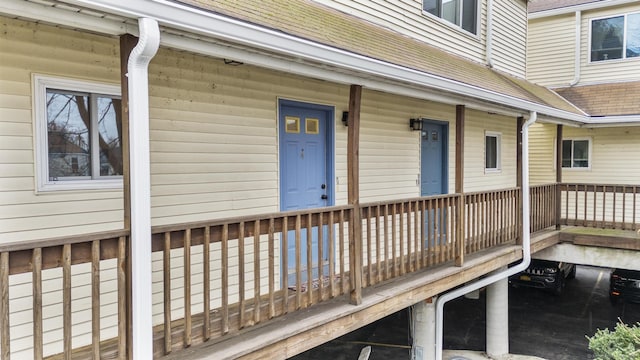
[421,121,448,245]
[279,100,333,285]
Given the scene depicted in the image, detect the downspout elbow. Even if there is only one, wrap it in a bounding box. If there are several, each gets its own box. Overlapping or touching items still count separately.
[434,111,537,360]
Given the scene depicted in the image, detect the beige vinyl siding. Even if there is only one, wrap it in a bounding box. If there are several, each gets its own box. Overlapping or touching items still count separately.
[528,124,640,185]
[147,48,350,224]
[491,0,527,78]
[527,14,577,86]
[313,0,488,66]
[463,111,517,192]
[528,123,557,185]
[562,126,640,184]
[579,3,640,84]
[0,17,124,244]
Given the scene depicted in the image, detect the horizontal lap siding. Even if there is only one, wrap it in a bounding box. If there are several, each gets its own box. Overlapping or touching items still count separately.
[0,17,124,244]
[562,127,640,184]
[527,14,577,86]
[579,4,640,84]
[463,111,517,192]
[491,0,527,78]
[148,48,349,224]
[528,123,557,185]
[313,0,486,65]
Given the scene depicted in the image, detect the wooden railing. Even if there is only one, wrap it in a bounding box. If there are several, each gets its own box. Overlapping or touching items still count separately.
[149,206,353,356]
[359,194,463,287]
[559,183,639,230]
[0,231,130,360]
[530,183,558,233]
[5,184,600,360]
[464,187,521,254]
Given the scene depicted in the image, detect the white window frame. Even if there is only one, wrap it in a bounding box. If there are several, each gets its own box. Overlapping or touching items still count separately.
[422,0,480,37]
[484,131,501,173]
[33,74,123,192]
[588,12,640,63]
[560,137,592,170]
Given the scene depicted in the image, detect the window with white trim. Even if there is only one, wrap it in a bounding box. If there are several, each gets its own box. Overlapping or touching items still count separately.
[562,139,590,169]
[485,132,501,172]
[590,12,640,62]
[423,0,478,35]
[34,75,123,191]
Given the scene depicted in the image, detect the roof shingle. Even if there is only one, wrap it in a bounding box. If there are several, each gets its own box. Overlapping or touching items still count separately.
[554,82,640,117]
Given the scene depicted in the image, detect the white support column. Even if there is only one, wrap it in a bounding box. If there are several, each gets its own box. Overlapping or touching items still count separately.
[486,267,509,358]
[412,297,436,360]
[128,18,160,360]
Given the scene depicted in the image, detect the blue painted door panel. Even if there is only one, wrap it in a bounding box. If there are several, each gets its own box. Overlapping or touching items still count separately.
[421,122,448,245]
[279,102,332,285]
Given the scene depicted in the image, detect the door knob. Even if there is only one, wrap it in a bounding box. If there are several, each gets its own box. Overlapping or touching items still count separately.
[321,194,328,200]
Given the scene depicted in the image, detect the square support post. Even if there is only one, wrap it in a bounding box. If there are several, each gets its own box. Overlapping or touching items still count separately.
[555,125,563,230]
[455,105,465,266]
[347,85,363,305]
[516,116,524,245]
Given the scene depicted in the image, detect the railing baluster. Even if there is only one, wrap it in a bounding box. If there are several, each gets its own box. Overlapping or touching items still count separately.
[295,214,302,309]
[399,202,405,276]
[414,201,420,270]
[376,205,382,282]
[421,200,426,267]
[203,226,211,341]
[91,240,101,359]
[328,212,335,298]
[339,210,346,295]
[282,216,289,312]
[32,248,43,360]
[365,208,372,286]
[162,232,172,353]
[1,252,9,360]
[318,212,325,300]
[634,186,637,230]
[306,214,312,307]
[254,220,261,323]
[384,204,390,280]
[117,237,126,360]
[391,203,397,277]
[268,218,275,317]
[602,187,607,228]
[622,186,627,229]
[222,224,229,334]
[238,221,245,328]
[183,229,192,347]
[62,244,71,360]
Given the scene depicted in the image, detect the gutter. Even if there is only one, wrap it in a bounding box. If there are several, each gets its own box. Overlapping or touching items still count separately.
[128,17,160,360]
[569,11,581,86]
[58,0,587,123]
[528,0,638,19]
[434,111,537,360]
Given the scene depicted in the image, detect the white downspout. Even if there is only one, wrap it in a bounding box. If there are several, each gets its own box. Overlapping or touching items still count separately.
[569,11,581,86]
[128,17,160,360]
[434,111,537,360]
[486,0,494,68]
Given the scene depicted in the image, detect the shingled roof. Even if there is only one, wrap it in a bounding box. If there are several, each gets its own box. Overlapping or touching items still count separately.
[175,0,583,115]
[528,0,603,13]
[554,81,640,117]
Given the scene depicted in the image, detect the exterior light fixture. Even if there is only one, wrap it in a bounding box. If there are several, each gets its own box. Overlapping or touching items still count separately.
[409,118,423,131]
[341,111,349,127]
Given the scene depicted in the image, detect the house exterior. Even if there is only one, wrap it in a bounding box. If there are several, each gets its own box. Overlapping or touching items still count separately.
[527,0,640,186]
[0,1,637,360]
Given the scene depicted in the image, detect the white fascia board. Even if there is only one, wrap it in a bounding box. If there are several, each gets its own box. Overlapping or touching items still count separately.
[528,0,638,19]
[0,0,129,35]
[61,0,588,123]
[581,115,640,127]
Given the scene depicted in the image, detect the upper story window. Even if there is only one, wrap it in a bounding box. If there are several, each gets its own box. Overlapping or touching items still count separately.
[423,0,478,35]
[34,75,123,192]
[562,139,590,169]
[485,131,501,172]
[590,12,640,62]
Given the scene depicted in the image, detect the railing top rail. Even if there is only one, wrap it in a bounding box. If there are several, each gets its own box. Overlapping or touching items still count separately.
[463,186,520,197]
[560,183,640,190]
[359,193,462,209]
[0,229,130,253]
[151,204,353,234]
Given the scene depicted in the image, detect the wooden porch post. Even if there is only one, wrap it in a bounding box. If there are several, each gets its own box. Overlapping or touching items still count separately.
[119,33,136,359]
[516,117,524,245]
[555,125,563,230]
[455,105,465,266]
[347,85,363,305]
